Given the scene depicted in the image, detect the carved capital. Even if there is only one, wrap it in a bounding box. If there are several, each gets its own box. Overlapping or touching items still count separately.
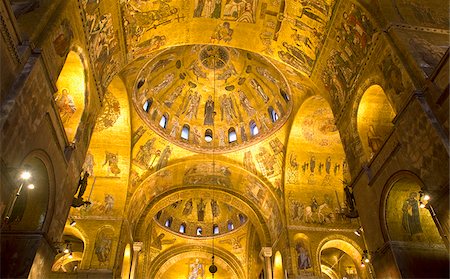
[133,242,143,252]
[259,247,272,258]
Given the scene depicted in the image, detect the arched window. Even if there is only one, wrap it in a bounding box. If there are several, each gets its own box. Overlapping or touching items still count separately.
[159,113,168,129]
[181,124,190,140]
[280,88,290,102]
[196,227,203,236]
[228,128,237,143]
[204,129,213,142]
[227,220,234,231]
[250,121,259,136]
[268,107,279,122]
[143,98,153,112]
[179,223,186,234]
[239,214,246,224]
[136,78,145,90]
[164,217,173,228]
[156,210,162,220]
[213,224,219,235]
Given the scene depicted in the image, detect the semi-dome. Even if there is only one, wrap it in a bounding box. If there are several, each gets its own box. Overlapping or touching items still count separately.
[133,44,292,153]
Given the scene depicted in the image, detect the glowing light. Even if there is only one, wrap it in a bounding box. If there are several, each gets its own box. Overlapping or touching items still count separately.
[27,184,35,189]
[68,252,73,259]
[423,194,430,201]
[20,171,31,180]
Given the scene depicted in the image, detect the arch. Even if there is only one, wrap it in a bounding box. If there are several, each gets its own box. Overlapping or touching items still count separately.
[293,233,313,274]
[227,220,234,231]
[204,129,213,142]
[268,106,279,122]
[121,244,131,279]
[52,226,86,273]
[159,113,168,129]
[54,50,87,143]
[181,124,190,140]
[149,245,244,279]
[5,150,55,232]
[213,224,219,234]
[143,98,153,113]
[356,84,396,160]
[273,251,284,279]
[164,217,173,228]
[196,226,202,236]
[249,120,259,136]
[317,236,366,279]
[179,223,186,234]
[228,127,237,143]
[380,171,443,244]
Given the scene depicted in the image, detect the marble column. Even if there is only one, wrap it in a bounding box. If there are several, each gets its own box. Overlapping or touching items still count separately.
[129,242,143,279]
[260,247,273,279]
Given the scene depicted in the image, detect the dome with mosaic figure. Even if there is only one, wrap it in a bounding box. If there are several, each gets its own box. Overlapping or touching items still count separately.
[154,198,248,238]
[133,44,292,153]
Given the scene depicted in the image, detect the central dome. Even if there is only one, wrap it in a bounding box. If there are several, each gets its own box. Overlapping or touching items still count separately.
[133,44,292,153]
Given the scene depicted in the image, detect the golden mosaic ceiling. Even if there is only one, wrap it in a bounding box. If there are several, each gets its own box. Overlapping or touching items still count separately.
[132,44,292,153]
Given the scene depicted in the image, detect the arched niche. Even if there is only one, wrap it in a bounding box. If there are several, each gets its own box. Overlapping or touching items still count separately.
[356,85,395,160]
[383,174,443,244]
[51,228,85,273]
[293,233,313,276]
[318,237,365,279]
[54,51,86,142]
[285,96,350,227]
[149,245,244,279]
[5,153,53,232]
[91,227,115,268]
[121,244,131,279]
[273,251,284,279]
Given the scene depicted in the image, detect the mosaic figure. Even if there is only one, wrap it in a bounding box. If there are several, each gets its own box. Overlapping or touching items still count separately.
[249,79,269,103]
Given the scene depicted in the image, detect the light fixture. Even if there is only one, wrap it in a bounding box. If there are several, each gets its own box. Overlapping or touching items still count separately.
[68,252,73,259]
[362,250,370,264]
[20,171,31,180]
[360,260,365,267]
[419,202,426,209]
[423,194,430,201]
[70,219,77,226]
[354,227,363,237]
[27,184,35,189]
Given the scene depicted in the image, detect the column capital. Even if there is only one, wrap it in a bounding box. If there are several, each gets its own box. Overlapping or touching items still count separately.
[259,247,272,258]
[133,242,143,252]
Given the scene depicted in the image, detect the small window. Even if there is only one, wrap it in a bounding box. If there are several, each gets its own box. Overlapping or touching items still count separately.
[156,210,162,220]
[143,99,153,112]
[181,124,190,140]
[213,224,219,235]
[179,223,186,234]
[268,107,279,122]
[228,128,237,143]
[280,88,290,102]
[196,227,203,236]
[159,113,168,128]
[227,221,234,231]
[137,78,145,90]
[164,217,172,228]
[239,214,246,224]
[250,121,259,136]
[205,129,213,142]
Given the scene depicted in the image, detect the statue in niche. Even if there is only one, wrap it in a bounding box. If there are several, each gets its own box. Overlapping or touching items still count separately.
[249,79,269,103]
[402,192,423,240]
[204,95,215,125]
[181,91,201,120]
[164,84,185,107]
[238,90,256,116]
[367,125,383,158]
[197,199,206,221]
[211,199,220,218]
[54,88,76,123]
[183,199,193,215]
[220,94,237,124]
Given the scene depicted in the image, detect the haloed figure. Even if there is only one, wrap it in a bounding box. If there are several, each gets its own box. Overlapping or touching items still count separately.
[402,192,423,240]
